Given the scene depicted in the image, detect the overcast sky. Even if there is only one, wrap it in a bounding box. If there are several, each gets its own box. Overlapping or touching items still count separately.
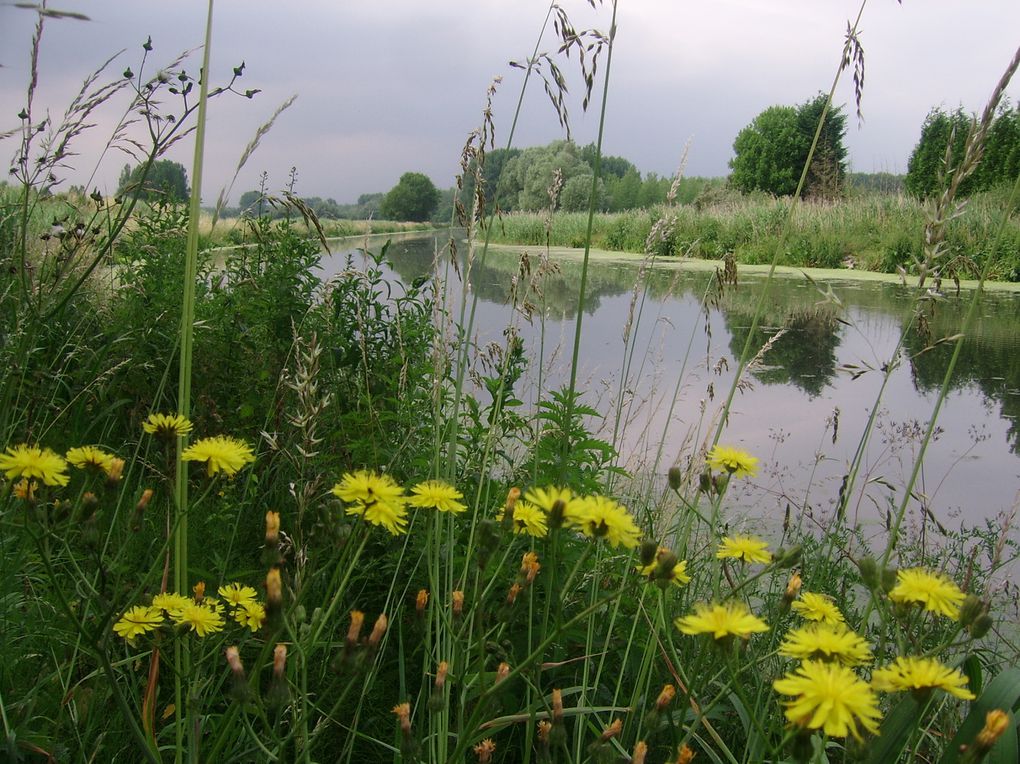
[2,1,1018,204]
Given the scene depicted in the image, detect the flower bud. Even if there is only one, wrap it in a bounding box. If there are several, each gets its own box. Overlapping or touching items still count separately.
[267,643,289,706]
[959,595,985,627]
[192,581,206,603]
[506,583,523,606]
[698,471,712,494]
[104,457,125,487]
[473,739,496,763]
[266,568,282,620]
[632,741,648,764]
[132,488,154,531]
[969,614,994,639]
[520,551,541,584]
[676,744,696,764]
[416,589,429,614]
[496,662,510,684]
[973,709,1010,754]
[265,511,280,546]
[881,567,898,593]
[857,556,880,589]
[655,684,676,711]
[225,645,249,700]
[639,539,659,567]
[452,590,464,617]
[346,610,365,647]
[668,466,684,490]
[368,613,388,648]
[773,545,802,569]
[598,718,622,742]
[392,701,412,735]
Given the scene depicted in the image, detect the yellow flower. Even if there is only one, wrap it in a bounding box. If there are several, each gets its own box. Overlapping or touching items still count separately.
[66,446,116,473]
[152,592,192,615]
[888,568,965,619]
[501,501,548,537]
[706,445,759,478]
[571,495,642,549]
[113,605,164,642]
[791,592,845,625]
[0,444,69,487]
[233,601,266,632]
[716,535,772,564]
[142,413,193,438]
[218,583,258,608]
[871,656,976,700]
[332,471,409,535]
[773,660,882,740]
[675,601,768,640]
[523,485,584,526]
[408,479,466,513]
[779,623,872,666]
[172,603,225,637]
[181,436,255,477]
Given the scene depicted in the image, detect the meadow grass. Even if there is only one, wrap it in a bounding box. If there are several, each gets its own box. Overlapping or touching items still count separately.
[2,2,1020,763]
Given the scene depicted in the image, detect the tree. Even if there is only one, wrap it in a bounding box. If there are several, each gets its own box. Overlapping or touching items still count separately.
[117,159,190,202]
[729,95,848,198]
[380,172,440,222]
[498,141,594,211]
[906,103,1020,198]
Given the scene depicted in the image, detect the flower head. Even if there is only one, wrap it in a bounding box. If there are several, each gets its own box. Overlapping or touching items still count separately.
[523,485,580,527]
[636,547,691,588]
[717,535,772,564]
[706,445,759,478]
[409,479,466,513]
[142,413,193,438]
[791,592,845,625]
[66,446,116,473]
[773,660,882,740]
[501,501,548,537]
[218,583,258,608]
[152,592,192,615]
[675,601,769,640]
[779,623,873,666]
[571,495,642,549]
[172,603,225,637]
[888,568,965,619]
[181,436,255,477]
[871,656,976,700]
[0,444,69,486]
[233,600,266,632]
[332,470,408,535]
[113,605,164,642]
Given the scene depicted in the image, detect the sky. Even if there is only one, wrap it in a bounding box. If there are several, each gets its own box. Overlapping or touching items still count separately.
[2,1,1018,204]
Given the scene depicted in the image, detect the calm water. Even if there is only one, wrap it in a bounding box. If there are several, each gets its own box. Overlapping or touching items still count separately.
[319,233,1020,535]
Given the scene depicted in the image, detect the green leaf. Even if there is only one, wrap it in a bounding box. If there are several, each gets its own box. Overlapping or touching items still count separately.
[865,696,920,764]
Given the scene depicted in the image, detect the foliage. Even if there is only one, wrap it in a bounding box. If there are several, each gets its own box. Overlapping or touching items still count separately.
[117,159,190,202]
[906,103,1020,198]
[730,94,848,198]
[380,171,440,222]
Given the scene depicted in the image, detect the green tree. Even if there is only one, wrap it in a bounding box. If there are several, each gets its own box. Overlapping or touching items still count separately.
[906,103,1020,198]
[498,141,593,211]
[117,159,190,202]
[380,172,440,222]
[460,147,521,216]
[729,95,848,198]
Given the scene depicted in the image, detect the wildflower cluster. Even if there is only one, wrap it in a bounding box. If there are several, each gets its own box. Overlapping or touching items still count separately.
[500,485,643,548]
[113,580,266,644]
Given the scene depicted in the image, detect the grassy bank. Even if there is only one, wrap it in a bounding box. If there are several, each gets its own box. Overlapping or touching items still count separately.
[486,190,1020,281]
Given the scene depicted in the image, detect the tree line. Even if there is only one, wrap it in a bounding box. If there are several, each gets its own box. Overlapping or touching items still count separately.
[117,98,1018,223]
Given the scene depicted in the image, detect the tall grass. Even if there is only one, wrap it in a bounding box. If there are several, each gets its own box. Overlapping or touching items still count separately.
[2,3,1020,763]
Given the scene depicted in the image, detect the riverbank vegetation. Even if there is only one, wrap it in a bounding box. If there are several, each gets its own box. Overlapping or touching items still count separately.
[3,2,1020,763]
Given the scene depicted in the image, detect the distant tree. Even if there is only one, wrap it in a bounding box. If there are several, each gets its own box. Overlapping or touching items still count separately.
[906,103,1020,198]
[848,172,905,194]
[117,159,190,202]
[380,172,440,221]
[238,189,264,215]
[559,174,606,212]
[729,95,848,198]
[578,143,636,178]
[460,147,522,217]
[605,167,642,211]
[499,141,593,211]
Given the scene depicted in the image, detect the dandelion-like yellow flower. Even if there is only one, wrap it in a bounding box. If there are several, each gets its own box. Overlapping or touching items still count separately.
[142,413,193,438]
[181,436,255,477]
[773,659,881,740]
[331,470,409,534]
[706,445,759,478]
[523,486,573,513]
[888,568,965,619]
[66,446,116,472]
[217,583,258,608]
[871,656,976,700]
[779,623,872,666]
[502,501,548,537]
[172,603,225,637]
[113,605,164,642]
[716,535,772,564]
[791,592,845,625]
[233,601,266,632]
[675,601,769,640]
[409,479,466,513]
[152,592,192,615]
[0,444,69,487]
[571,495,642,549]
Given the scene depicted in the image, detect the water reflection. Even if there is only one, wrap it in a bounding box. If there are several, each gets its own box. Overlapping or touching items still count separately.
[319,233,1020,525]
